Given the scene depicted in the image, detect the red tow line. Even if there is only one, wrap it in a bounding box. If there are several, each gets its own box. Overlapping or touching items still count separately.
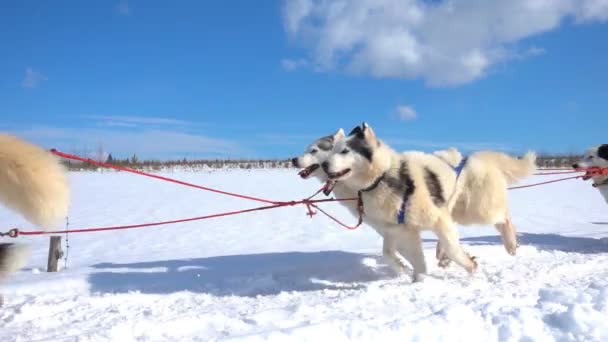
[2,150,362,238]
[510,167,608,190]
[2,150,608,238]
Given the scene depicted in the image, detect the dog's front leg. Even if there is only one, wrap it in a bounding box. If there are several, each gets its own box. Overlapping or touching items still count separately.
[395,227,427,282]
[381,230,408,275]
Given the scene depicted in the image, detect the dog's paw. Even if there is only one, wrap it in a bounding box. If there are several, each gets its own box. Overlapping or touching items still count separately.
[466,255,478,274]
[412,273,427,283]
[437,257,451,268]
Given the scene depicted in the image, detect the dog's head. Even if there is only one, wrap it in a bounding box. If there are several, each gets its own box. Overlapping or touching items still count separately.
[291,128,345,179]
[573,144,608,180]
[323,122,383,183]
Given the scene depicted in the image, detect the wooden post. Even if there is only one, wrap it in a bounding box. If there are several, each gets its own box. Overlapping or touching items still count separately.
[47,236,63,272]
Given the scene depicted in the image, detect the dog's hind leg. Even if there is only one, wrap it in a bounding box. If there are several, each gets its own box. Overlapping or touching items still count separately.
[494,214,518,256]
[432,216,477,274]
[0,243,30,307]
[395,228,427,282]
[381,231,408,275]
[0,243,30,279]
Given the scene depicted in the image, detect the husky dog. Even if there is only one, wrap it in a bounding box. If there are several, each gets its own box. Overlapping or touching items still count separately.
[293,126,535,276]
[433,147,536,261]
[291,129,346,182]
[573,144,608,204]
[321,123,477,281]
[0,134,70,286]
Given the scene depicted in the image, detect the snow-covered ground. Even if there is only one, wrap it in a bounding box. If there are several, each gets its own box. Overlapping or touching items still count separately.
[1,169,608,341]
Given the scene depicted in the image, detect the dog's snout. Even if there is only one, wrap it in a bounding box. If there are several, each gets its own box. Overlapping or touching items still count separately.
[321,161,329,171]
[291,158,299,168]
[572,163,579,169]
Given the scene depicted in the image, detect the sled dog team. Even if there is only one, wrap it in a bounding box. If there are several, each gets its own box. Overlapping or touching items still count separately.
[0,130,606,287]
[292,124,608,281]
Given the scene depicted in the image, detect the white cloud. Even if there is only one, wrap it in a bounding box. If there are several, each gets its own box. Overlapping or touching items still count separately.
[396,105,417,121]
[283,0,608,86]
[21,67,47,88]
[116,1,130,15]
[87,115,190,126]
[281,58,309,71]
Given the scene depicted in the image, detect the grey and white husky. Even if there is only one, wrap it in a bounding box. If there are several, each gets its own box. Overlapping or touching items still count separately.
[573,144,608,204]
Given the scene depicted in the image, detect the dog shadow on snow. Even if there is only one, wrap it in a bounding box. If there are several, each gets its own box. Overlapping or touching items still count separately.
[458,232,608,254]
[88,251,396,297]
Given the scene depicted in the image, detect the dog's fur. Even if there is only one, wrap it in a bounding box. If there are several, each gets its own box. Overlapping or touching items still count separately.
[321,123,477,281]
[0,134,70,282]
[573,144,608,204]
[430,147,536,266]
[292,128,345,182]
[293,125,536,279]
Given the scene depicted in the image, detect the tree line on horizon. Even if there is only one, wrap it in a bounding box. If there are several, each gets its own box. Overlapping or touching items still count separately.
[59,152,580,171]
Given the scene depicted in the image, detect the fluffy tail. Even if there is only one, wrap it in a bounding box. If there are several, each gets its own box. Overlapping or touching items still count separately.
[0,134,70,228]
[433,147,463,168]
[497,151,537,185]
[468,150,537,185]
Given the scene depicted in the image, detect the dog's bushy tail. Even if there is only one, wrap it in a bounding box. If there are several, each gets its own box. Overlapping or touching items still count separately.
[498,151,537,185]
[0,134,70,228]
[469,150,536,185]
[433,147,463,168]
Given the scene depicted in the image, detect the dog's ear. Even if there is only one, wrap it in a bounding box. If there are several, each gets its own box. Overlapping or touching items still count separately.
[332,128,345,141]
[348,125,364,138]
[598,144,608,160]
[360,122,376,142]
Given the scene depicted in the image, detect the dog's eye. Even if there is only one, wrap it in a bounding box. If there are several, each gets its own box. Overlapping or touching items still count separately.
[310,149,318,155]
[340,149,349,155]
[588,156,594,160]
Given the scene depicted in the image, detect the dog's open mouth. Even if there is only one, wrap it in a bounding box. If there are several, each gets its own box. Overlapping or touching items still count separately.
[298,164,320,179]
[326,168,351,180]
[323,180,337,196]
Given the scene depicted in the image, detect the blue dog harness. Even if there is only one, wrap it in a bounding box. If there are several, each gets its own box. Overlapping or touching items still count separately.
[359,157,468,225]
[397,200,408,224]
[453,157,468,177]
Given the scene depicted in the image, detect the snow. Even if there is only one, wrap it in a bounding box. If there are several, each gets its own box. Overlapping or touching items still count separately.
[1,169,608,341]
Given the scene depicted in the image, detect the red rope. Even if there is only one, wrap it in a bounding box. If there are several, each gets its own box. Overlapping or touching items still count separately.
[511,167,608,190]
[533,170,583,176]
[50,150,279,205]
[4,150,606,237]
[508,175,583,190]
[309,204,363,230]
[13,195,362,236]
[18,203,284,235]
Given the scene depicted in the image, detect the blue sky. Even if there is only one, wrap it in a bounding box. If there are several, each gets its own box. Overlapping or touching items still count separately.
[1,0,607,159]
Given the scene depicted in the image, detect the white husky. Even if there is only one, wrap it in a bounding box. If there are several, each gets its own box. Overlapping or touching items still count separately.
[293,124,536,279]
[0,134,70,285]
[321,123,477,280]
[573,144,608,204]
[432,147,536,265]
